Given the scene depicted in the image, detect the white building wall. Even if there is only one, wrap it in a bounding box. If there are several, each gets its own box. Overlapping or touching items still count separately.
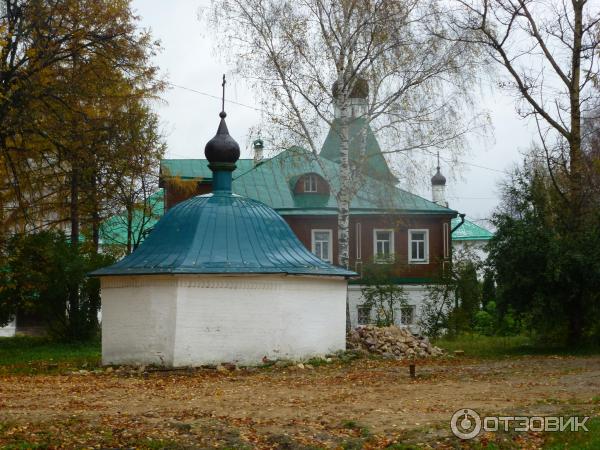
[453,240,489,263]
[0,318,16,337]
[101,277,178,366]
[101,274,347,366]
[348,284,430,334]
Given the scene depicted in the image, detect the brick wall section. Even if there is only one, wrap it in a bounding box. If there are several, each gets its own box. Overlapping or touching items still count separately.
[161,180,452,279]
[285,215,451,278]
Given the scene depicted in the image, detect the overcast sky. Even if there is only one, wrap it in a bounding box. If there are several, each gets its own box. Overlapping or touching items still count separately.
[132,0,538,227]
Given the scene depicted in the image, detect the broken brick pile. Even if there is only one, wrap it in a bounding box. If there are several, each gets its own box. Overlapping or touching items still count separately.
[347,325,444,359]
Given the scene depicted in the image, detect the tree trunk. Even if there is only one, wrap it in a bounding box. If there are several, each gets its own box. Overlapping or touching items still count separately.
[568,292,583,346]
[90,171,100,254]
[569,0,584,224]
[127,207,133,255]
[566,1,585,345]
[337,105,352,333]
[70,164,79,248]
[68,161,80,339]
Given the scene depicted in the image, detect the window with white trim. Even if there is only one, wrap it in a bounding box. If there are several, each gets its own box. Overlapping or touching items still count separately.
[373,229,394,262]
[408,229,429,263]
[311,229,332,262]
[357,304,371,325]
[400,305,416,325]
[304,174,317,192]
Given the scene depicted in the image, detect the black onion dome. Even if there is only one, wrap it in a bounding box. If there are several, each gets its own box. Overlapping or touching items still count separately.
[332,78,369,99]
[431,167,446,186]
[204,112,240,164]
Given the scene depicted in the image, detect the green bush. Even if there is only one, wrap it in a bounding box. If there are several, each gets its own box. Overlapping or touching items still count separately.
[0,231,114,341]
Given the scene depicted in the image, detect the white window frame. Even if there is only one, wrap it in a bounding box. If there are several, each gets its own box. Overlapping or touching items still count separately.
[304,174,317,193]
[373,228,394,263]
[357,304,371,326]
[408,229,429,264]
[311,229,332,262]
[400,305,416,325]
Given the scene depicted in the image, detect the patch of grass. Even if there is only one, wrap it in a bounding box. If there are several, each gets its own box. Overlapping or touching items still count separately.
[433,334,600,358]
[543,416,600,449]
[433,334,532,358]
[265,433,318,449]
[591,396,600,404]
[0,335,100,374]
[305,356,328,367]
[335,350,362,364]
[341,420,371,438]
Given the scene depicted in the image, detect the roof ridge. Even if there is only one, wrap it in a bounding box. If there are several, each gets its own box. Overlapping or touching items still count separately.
[232,146,315,181]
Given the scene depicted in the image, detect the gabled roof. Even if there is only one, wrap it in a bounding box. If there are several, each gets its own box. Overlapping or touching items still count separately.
[232,146,456,216]
[451,218,494,241]
[320,118,397,183]
[160,158,255,181]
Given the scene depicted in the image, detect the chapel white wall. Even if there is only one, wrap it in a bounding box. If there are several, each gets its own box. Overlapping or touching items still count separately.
[100,274,347,366]
[101,277,178,366]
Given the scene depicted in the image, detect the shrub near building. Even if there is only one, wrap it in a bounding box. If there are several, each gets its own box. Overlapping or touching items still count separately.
[0,231,114,341]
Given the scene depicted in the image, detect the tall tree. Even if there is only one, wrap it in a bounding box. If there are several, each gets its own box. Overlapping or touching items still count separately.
[0,0,164,244]
[452,0,600,343]
[210,0,480,328]
[487,154,600,344]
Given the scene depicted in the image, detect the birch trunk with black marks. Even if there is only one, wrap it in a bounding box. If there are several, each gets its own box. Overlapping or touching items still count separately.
[337,104,352,333]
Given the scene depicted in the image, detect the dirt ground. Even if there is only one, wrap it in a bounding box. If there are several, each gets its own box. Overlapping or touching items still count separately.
[1,355,599,448]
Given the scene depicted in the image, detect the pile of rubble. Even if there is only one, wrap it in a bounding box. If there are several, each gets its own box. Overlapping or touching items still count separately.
[347,325,444,359]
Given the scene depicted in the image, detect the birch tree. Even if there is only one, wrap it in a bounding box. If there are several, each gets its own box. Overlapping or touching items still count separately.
[210,0,479,270]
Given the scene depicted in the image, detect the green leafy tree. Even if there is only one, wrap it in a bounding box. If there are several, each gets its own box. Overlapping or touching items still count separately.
[0,231,114,340]
[487,155,600,345]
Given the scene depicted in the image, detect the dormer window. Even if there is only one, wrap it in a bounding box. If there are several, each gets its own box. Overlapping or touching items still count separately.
[293,173,329,196]
[304,174,317,192]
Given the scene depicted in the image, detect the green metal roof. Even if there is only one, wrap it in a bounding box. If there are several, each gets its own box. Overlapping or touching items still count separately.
[451,218,494,241]
[232,146,456,216]
[160,158,255,181]
[92,191,355,277]
[99,190,164,247]
[320,118,397,182]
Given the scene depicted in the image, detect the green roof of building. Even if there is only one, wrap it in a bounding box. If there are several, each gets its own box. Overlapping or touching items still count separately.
[320,118,397,182]
[160,158,255,181]
[99,190,164,248]
[232,146,456,215]
[451,218,494,241]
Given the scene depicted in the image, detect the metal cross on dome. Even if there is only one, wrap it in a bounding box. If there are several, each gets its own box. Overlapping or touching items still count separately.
[221,74,226,117]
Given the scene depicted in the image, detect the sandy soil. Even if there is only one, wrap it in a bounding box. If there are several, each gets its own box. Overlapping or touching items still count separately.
[1,355,599,448]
